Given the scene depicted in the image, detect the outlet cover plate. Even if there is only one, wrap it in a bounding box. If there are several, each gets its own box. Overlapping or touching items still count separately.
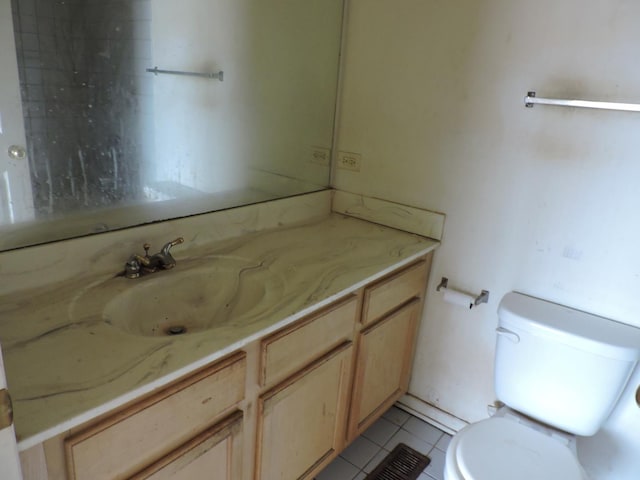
[337,151,361,172]
[310,147,331,166]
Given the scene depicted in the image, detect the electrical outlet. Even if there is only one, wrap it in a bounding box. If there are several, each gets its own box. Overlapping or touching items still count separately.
[310,147,331,166]
[337,151,361,172]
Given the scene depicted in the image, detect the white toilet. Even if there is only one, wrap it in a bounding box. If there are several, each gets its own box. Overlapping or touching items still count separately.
[444,291,640,480]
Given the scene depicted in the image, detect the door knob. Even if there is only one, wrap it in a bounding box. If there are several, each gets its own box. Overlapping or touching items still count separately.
[7,145,26,160]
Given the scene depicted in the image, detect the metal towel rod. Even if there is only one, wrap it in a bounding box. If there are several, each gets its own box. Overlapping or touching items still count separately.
[524,91,640,113]
[146,66,224,82]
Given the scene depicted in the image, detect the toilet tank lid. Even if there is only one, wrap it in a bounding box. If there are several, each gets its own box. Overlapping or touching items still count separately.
[498,292,640,361]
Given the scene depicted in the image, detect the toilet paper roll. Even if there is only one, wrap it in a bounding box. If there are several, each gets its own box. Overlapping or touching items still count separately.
[443,288,474,309]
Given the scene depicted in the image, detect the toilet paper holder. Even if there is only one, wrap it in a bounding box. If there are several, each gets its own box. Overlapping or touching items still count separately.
[436,277,490,307]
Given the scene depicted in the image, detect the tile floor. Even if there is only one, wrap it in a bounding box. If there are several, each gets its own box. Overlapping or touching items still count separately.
[315,406,451,480]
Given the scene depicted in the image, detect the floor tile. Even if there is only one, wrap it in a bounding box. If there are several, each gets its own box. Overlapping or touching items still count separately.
[384,428,432,455]
[315,456,360,480]
[403,416,443,446]
[382,405,411,426]
[315,405,449,480]
[435,433,452,452]
[340,435,380,469]
[422,447,446,480]
[363,448,389,474]
[362,416,400,447]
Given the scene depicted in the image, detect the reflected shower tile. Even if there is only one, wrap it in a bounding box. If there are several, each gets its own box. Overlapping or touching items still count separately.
[37,35,57,53]
[16,0,36,16]
[20,32,38,51]
[25,68,43,86]
[35,0,54,18]
[38,19,56,37]
[18,14,38,33]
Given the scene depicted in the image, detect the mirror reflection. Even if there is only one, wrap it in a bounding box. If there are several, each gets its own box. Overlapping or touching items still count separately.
[0,0,343,250]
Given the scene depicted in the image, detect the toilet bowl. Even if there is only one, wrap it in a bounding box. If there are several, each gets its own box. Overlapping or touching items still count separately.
[444,409,587,480]
[443,292,640,480]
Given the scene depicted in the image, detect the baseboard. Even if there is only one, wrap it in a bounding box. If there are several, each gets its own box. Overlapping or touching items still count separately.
[396,394,468,435]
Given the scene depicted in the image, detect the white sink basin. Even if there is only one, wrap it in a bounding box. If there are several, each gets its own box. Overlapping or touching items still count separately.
[98,256,283,337]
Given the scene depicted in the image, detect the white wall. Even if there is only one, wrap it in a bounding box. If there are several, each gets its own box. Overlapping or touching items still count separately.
[336,0,640,477]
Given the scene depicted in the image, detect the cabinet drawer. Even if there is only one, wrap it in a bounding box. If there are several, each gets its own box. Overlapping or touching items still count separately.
[362,259,427,326]
[65,352,246,480]
[260,295,357,387]
[130,411,243,480]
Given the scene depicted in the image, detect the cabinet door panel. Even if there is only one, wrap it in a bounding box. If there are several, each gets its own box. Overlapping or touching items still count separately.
[130,411,243,480]
[256,342,353,480]
[350,299,421,437]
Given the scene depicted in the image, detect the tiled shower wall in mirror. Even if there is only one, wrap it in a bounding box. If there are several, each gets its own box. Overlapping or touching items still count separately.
[10,0,153,217]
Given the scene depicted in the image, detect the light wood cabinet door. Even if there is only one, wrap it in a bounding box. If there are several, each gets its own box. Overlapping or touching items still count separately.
[349,299,421,438]
[130,411,243,480]
[256,342,353,480]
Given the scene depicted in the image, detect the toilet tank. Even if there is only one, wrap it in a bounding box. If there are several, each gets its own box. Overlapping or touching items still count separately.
[495,292,640,436]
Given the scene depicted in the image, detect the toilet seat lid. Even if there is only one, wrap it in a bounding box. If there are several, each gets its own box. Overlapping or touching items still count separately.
[455,417,583,480]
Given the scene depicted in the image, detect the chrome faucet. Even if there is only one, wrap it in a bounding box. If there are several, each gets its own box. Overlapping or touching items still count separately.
[124,237,184,279]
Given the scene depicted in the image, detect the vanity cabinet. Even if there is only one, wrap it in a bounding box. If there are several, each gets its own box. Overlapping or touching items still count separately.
[19,253,432,480]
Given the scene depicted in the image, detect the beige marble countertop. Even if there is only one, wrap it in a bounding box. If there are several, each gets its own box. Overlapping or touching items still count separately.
[0,213,438,450]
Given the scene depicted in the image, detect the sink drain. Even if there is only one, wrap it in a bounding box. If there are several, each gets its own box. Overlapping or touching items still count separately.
[165,325,187,336]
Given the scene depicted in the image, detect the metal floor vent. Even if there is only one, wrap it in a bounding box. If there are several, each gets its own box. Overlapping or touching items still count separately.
[364,443,431,480]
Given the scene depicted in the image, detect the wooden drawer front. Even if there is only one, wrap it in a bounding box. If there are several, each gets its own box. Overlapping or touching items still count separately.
[350,299,420,438]
[260,295,357,387]
[130,411,243,480]
[65,352,246,480]
[362,259,427,326]
[256,342,353,480]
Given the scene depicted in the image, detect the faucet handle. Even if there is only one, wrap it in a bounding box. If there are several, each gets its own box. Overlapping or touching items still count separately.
[143,243,151,257]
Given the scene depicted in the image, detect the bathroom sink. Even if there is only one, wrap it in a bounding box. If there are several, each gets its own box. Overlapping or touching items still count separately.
[99,256,284,337]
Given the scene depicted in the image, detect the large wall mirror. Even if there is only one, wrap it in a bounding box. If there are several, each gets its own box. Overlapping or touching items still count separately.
[0,0,343,251]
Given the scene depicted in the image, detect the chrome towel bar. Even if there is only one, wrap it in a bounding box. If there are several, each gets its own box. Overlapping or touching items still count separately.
[146,66,224,82]
[524,91,640,113]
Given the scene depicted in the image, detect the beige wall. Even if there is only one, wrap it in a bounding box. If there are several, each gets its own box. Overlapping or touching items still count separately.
[336,1,640,477]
